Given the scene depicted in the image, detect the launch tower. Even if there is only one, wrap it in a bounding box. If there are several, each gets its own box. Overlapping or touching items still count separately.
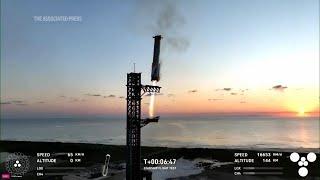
[126,36,162,180]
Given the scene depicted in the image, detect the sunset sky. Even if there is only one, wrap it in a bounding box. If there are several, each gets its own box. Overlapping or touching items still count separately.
[1,0,319,118]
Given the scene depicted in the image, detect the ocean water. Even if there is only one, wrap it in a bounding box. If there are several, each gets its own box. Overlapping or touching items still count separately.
[1,116,319,149]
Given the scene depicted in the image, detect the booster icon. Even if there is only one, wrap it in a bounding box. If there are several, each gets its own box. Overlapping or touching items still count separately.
[290,152,317,177]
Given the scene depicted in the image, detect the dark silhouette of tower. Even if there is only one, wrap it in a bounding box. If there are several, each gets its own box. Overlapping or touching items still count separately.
[126,73,161,180]
[126,72,142,180]
[126,35,162,180]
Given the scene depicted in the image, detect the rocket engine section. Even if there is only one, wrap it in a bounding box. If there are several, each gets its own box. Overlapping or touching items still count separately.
[151,35,162,82]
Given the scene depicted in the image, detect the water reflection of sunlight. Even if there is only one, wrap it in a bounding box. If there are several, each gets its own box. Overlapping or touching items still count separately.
[298,121,309,147]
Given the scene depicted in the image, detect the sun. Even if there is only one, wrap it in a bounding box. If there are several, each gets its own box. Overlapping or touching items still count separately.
[297,107,306,117]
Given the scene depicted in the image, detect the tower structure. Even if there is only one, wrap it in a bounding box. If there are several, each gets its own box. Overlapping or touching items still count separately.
[126,35,162,180]
[126,73,160,180]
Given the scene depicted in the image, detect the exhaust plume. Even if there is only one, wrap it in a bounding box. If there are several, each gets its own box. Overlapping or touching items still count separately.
[148,81,157,117]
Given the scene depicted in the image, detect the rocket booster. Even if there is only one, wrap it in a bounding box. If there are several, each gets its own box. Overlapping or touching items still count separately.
[151,35,162,82]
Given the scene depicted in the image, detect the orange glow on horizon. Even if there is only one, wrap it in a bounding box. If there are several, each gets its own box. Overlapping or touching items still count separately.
[297,107,306,117]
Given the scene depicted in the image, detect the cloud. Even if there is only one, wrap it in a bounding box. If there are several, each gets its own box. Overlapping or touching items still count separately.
[85,93,101,97]
[16,103,28,106]
[188,89,197,93]
[86,93,117,98]
[119,96,125,99]
[69,98,79,102]
[167,93,175,97]
[104,95,116,98]
[240,101,246,104]
[58,96,85,103]
[145,93,164,96]
[0,102,11,105]
[208,98,223,101]
[37,101,45,104]
[1,100,28,105]
[215,88,232,91]
[272,85,288,91]
[240,89,249,92]
[11,100,24,103]
[230,92,237,95]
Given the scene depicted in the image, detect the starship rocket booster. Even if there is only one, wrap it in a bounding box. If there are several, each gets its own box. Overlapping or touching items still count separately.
[151,35,162,82]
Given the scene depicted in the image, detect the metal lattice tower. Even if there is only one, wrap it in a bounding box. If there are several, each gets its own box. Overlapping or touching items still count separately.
[126,73,142,180]
[126,72,161,180]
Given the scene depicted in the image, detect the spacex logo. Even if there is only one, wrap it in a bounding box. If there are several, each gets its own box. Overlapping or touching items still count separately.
[290,152,317,177]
